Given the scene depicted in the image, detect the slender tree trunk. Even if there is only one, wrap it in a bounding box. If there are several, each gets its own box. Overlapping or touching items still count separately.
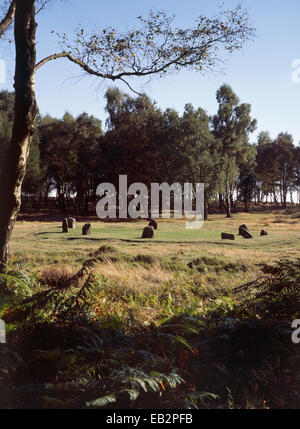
[283,192,287,208]
[280,186,283,206]
[225,181,231,218]
[225,197,231,218]
[61,181,66,212]
[273,186,278,205]
[0,0,37,273]
[84,193,89,214]
[44,182,51,208]
[204,190,208,221]
[218,193,224,211]
[229,190,234,208]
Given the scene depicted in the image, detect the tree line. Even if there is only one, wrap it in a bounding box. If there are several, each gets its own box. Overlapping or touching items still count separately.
[1,84,299,219]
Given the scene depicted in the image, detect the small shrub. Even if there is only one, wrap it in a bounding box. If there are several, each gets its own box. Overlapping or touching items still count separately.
[133,254,156,265]
[39,266,75,288]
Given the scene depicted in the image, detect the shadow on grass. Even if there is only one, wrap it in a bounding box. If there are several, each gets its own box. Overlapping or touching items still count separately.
[66,236,240,246]
[34,231,61,236]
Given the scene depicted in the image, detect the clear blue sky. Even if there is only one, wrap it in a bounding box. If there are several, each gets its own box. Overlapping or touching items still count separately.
[1,0,300,143]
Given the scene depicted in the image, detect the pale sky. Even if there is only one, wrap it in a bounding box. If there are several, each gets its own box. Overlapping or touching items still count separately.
[1,0,300,144]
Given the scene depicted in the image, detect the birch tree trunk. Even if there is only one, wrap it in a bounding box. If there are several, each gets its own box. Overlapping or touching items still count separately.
[225,179,231,218]
[0,0,37,273]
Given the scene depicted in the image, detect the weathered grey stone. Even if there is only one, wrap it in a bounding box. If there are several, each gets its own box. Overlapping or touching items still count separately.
[142,226,154,239]
[62,218,68,233]
[148,218,158,230]
[260,229,268,236]
[221,232,235,240]
[240,227,253,239]
[67,217,76,228]
[82,222,92,235]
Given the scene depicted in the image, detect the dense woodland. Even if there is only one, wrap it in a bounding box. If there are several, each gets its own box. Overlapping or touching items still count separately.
[0,85,298,219]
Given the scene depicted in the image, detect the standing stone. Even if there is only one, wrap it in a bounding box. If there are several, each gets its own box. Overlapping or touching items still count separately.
[221,232,235,240]
[148,218,158,230]
[240,227,253,239]
[142,226,154,239]
[67,217,76,229]
[238,224,249,235]
[260,230,268,236]
[82,222,92,235]
[62,218,68,233]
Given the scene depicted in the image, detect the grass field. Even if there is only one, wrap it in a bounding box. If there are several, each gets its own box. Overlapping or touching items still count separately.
[7,207,299,326]
[11,208,300,268]
[1,207,300,409]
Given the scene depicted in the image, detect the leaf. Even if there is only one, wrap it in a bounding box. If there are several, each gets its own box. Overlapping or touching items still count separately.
[119,389,140,401]
[85,394,116,408]
[175,335,194,352]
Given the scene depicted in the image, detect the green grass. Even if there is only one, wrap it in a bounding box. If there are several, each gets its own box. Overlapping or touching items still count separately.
[6,208,299,328]
[1,209,300,409]
[10,209,300,270]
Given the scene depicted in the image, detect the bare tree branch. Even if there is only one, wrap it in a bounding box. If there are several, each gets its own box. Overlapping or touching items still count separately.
[35,0,65,16]
[119,77,141,95]
[35,7,254,93]
[35,51,110,77]
[0,0,15,38]
[0,0,61,39]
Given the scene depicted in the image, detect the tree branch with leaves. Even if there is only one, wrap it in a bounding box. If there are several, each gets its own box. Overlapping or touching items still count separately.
[35,8,254,93]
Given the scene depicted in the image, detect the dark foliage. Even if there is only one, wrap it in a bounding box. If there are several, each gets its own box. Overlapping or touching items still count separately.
[0,258,299,408]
